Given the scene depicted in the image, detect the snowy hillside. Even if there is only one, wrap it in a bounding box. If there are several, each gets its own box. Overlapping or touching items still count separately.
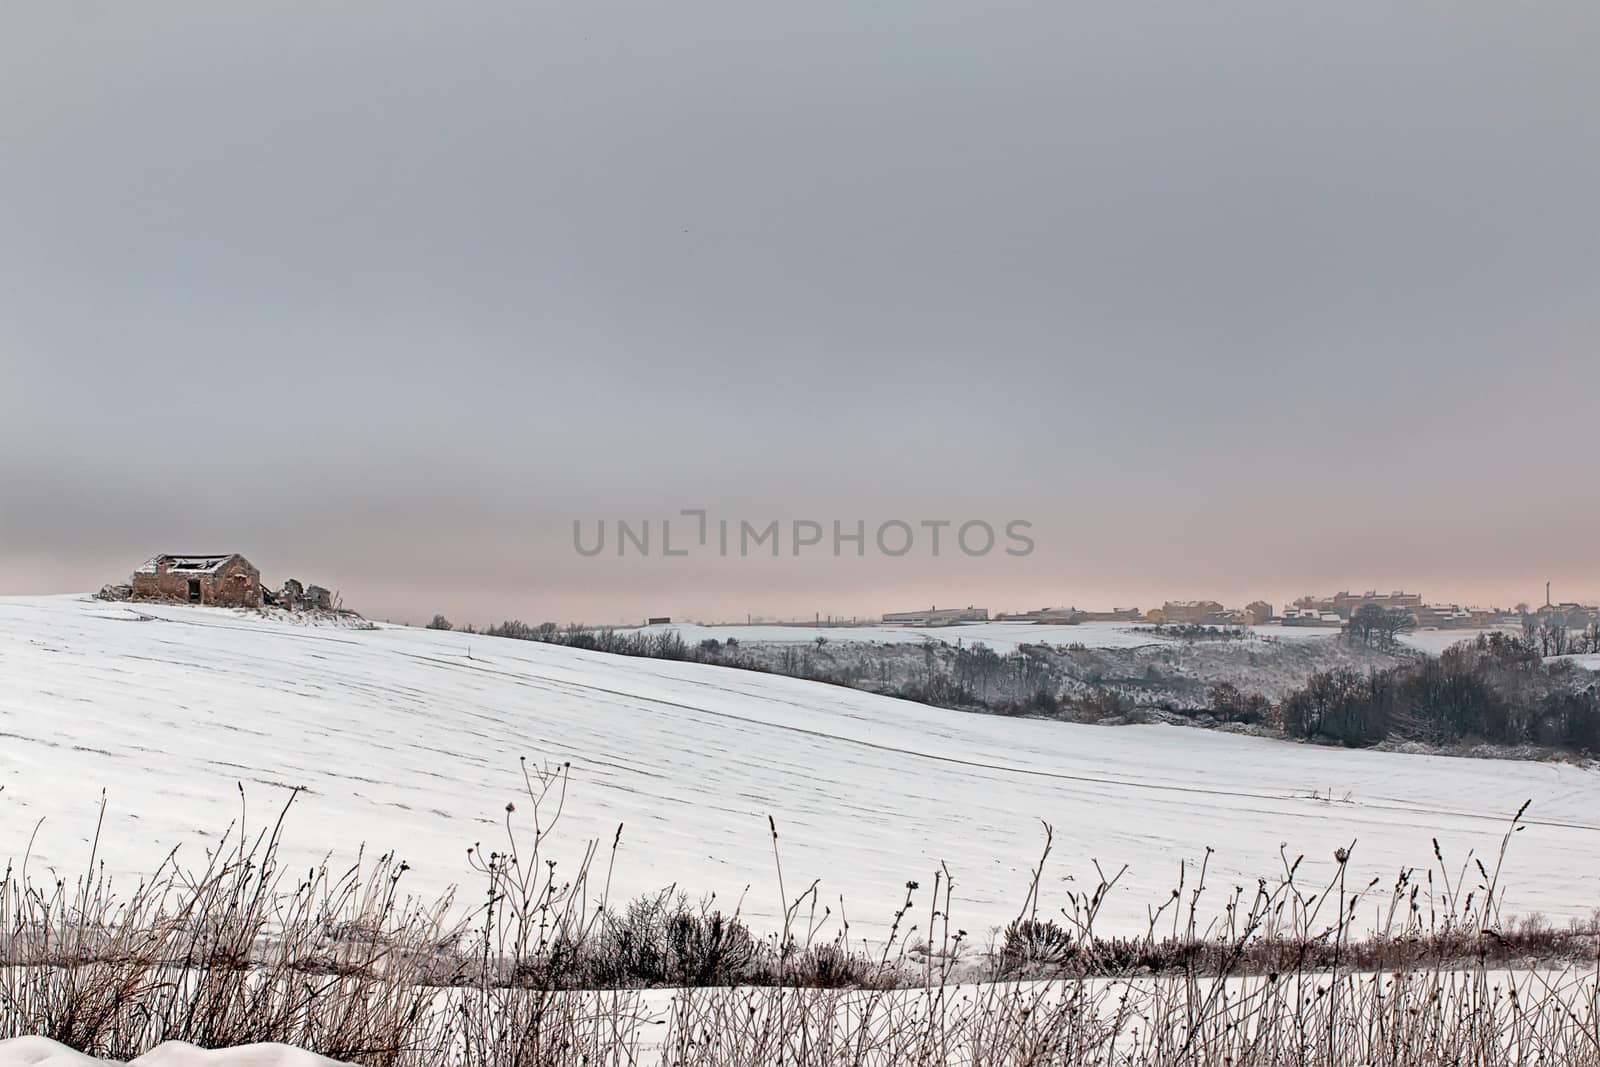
[619,620,1332,653]
[2,595,1597,937]
[621,619,1507,656]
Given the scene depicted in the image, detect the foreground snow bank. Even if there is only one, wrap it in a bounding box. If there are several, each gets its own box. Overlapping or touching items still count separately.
[0,1039,352,1066]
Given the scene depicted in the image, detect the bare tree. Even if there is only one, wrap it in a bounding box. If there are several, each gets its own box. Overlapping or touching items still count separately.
[1375,607,1417,646]
[1346,604,1384,646]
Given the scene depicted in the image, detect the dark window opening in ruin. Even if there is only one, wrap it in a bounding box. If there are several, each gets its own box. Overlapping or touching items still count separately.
[187,579,201,602]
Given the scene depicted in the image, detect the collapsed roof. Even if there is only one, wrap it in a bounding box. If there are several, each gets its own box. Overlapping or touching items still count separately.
[134,554,240,576]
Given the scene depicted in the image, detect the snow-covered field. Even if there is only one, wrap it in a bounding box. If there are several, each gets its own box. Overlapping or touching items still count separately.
[619,619,1339,653]
[1397,627,1517,655]
[1,594,1596,938]
[622,619,1505,656]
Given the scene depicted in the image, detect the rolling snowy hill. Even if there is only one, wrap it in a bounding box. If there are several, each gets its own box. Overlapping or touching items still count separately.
[619,619,1512,656]
[618,619,1338,653]
[2,595,1597,937]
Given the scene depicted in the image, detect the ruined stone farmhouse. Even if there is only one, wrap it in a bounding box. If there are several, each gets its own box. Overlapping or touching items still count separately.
[130,554,262,608]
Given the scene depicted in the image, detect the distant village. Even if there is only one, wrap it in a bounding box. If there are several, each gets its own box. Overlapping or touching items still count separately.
[877,587,1600,633]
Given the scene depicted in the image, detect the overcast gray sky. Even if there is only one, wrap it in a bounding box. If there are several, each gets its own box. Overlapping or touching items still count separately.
[3,2,1597,624]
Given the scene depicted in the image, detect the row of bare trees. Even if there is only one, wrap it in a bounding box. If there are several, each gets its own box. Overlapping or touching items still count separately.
[1522,616,1600,657]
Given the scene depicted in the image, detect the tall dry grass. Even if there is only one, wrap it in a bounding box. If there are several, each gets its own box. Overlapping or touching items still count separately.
[2,769,1597,1065]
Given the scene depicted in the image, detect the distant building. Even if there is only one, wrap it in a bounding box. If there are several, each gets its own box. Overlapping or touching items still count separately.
[1292,591,1423,620]
[1280,605,1343,627]
[1202,608,1251,626]
[1149,600,1225,625]
[131,554,261,608]
[1413,603,1467,629]
[1411,603,1507,629]
[1244,601,1275,625]
[881,605,988,626]
[996,606,1078,623]
[995,605,1143,624]
[1080,606,1144,622]
[1331,591,1422,619]
[1533,602,1600,630]
[647,616,672,625]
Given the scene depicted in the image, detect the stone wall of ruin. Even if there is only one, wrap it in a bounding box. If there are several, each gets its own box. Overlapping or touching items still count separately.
[130,558,261,608]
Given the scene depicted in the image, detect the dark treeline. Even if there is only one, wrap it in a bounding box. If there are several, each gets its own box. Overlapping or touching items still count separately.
[1282,632,1600,751]
[439,617,1600,758]
[449,619,1139,721]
